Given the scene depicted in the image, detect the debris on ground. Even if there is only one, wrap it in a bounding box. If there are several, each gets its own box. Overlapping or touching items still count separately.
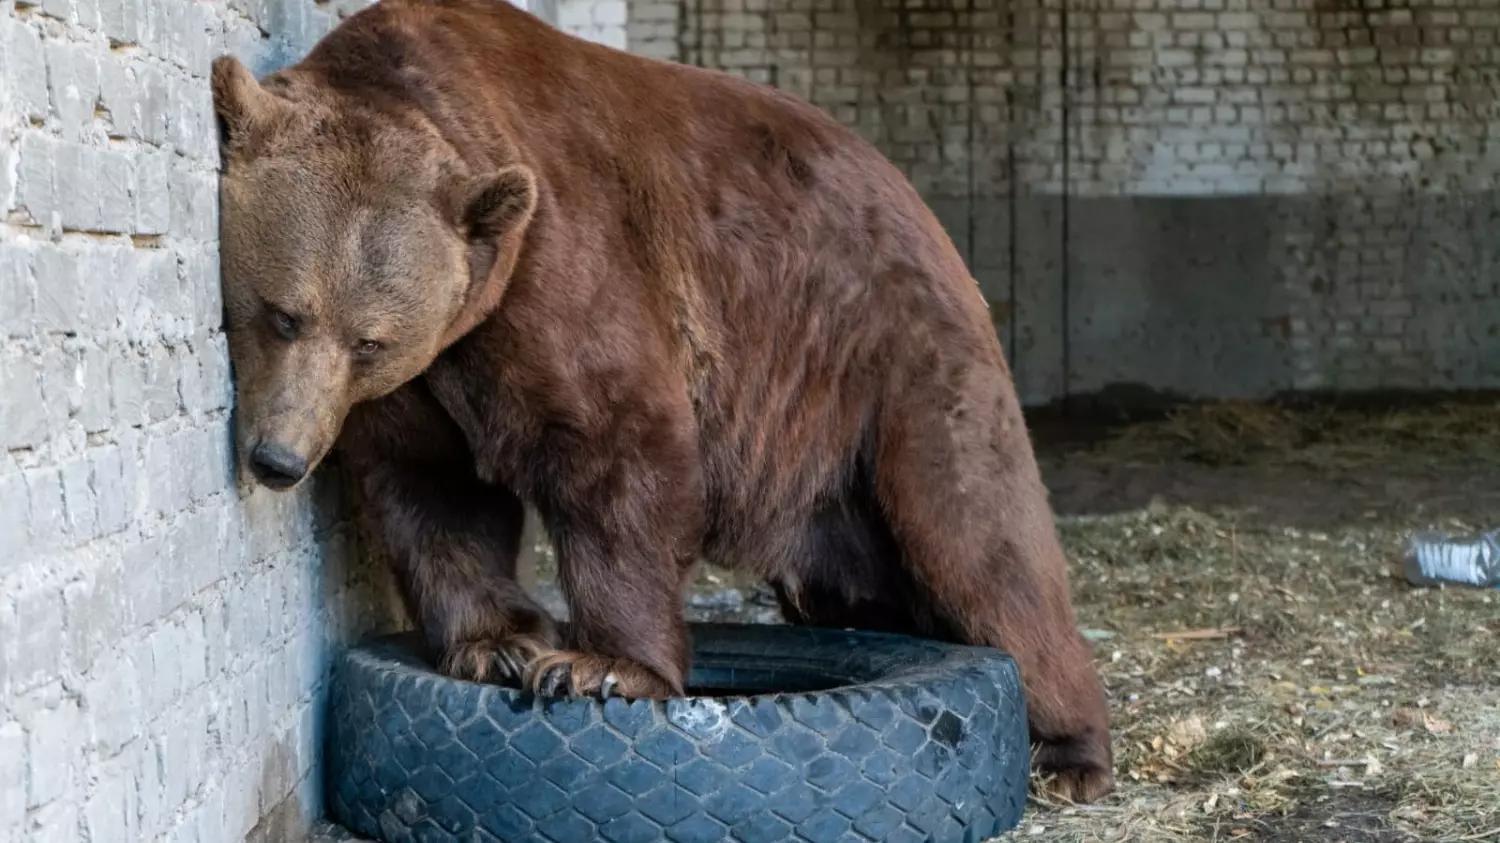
[1012,503,1500,842]
[1403,530,1500,589]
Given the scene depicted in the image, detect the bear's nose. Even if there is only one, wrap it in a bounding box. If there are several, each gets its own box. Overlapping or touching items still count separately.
[249,441,310,489]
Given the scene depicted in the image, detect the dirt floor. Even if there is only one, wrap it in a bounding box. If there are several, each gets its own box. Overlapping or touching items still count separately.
[521,399,1500,843]
[1012,400,1500,843]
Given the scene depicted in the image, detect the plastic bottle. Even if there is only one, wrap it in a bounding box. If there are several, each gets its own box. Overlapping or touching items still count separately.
[1402,531,1500,588]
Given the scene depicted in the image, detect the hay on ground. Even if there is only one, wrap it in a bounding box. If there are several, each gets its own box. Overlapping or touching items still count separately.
[1008,504,1500,842]
[1097,400,1500,470]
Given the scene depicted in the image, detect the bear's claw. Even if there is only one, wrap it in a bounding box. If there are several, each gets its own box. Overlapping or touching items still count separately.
[439,635,555,686]
[524,651,674,699]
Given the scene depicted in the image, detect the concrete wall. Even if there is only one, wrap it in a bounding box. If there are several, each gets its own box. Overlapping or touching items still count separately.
[0,0,410,841]
[633,0,1500,403]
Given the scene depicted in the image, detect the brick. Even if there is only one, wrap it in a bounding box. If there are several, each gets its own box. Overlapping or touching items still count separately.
[183,250,222,335]
[558,0,594,28]
[0,471,29,562]
[26,697,82,808]
[83,761,140,843]
[2,18,50,118]
[166,74,217,160]
[92,148,139,233]
[60,457,97,539]
[40,346,84,435]
[142,343,180,423]
[76,345,114,434]
[0,721,24,830]
[97,52,140,138]
[158,705,204,810]
[80,647,139,757]
[220,753,261,841]
[201,336,235,415]
[32,247,84,334]
[1172,12,1215,30]
[45,41,103,140]
[11,580,65,691]
[1,352,48,449]
[150,255,191,342]
[125,736,165,839]
[0,143,14,217]
[28,801,80,843]
[115,249,154,339]
[136,63,172,145]
[16,134,60,225]
[145,623,184,711]
[134,151,172,235]
[108,347,146,425]
[0,243,35,339]
[88,446,128,537]
[122,535,167,627]
[183,427,224,504]
[97,0,142,46]
[167,506,222,606]
[81,248,123,334]
[168,168,218,243]
[65,555,126,674]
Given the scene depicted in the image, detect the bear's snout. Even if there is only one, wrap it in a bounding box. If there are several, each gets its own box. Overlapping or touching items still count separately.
[249,440,311,490]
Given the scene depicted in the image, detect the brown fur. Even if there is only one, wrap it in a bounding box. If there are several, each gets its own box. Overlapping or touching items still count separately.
[214,0,1112,800]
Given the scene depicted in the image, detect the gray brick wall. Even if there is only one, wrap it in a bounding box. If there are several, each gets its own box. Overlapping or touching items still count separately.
[0,0,685,838]
[0,0,407,841]
[640,0,1500,402]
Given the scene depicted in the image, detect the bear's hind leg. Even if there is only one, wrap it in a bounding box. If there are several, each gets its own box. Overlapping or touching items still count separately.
[873,364,1114,802]
[772,465,955,641]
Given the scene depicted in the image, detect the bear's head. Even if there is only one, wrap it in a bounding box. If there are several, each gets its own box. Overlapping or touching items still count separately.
[211,56,536,490]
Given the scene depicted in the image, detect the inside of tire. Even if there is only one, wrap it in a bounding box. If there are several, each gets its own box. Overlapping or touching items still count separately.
[684,659,857,697]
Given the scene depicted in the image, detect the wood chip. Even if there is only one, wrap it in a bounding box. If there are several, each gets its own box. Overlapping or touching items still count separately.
[1150,627,1244,641]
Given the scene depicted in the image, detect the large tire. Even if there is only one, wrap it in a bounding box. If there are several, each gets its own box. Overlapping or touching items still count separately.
[326,623,1029,843]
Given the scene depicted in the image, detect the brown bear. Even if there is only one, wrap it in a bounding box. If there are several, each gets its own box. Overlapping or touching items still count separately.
[213,0,1113,800]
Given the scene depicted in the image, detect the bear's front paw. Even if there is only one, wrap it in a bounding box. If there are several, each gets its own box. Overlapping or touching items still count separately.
[523,651,677,700]
[438,635,556,686]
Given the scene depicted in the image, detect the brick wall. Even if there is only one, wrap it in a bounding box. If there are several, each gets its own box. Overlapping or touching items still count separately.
[0,0,659,839]
[0,0,411,841]
[636,0,1500,402]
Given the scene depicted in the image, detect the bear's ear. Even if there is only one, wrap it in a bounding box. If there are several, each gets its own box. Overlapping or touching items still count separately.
[457,165,538,242]
[211,56,280,154]
[434,165,540,349]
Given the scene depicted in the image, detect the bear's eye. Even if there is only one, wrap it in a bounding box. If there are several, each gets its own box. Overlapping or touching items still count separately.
[269,308,299,340]
[353,340,383,358]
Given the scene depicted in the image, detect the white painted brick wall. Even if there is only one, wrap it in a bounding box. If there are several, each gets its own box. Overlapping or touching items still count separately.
[558,0,629,49]
[0,0,406,841]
